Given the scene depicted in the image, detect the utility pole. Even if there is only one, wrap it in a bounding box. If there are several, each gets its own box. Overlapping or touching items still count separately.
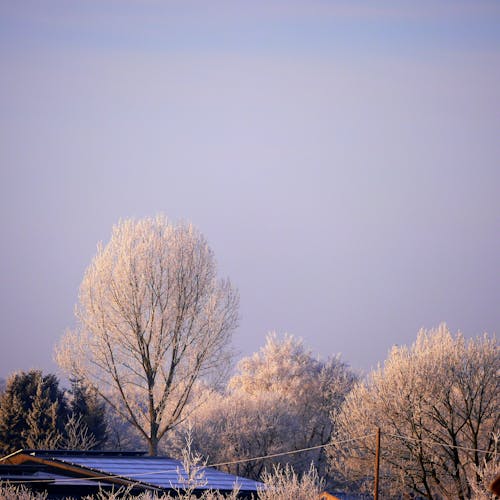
[374,427,381,500]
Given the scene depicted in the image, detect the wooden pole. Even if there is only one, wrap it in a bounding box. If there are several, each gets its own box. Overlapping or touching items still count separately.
[374,427,380,500]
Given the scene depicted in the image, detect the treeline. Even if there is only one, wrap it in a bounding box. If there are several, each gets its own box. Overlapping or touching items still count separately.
[1,326,498,499]
[2,217,497,499]
[0,333,356,485]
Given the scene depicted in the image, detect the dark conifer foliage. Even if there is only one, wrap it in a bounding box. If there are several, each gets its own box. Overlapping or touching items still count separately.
[68,378,107,449]
[0,370,67,454]
[0,371,108,455]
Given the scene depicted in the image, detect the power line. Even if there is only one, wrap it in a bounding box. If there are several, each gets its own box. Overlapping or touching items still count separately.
[0,433,376,486]
[2,432,495,487]
[207,433,376,469]
[384,432,497,455]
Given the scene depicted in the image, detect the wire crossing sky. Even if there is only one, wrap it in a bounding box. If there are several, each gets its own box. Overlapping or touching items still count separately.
[0,1,499,378]
[1,432,494,485]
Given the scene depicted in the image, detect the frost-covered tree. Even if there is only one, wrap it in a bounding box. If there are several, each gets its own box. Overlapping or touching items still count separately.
[258,463,324,500]
[230,332,356,430]
[56,216,239,455]
[0,484,47,500]
[329,324,499,499]
[469,434,500,500]
[168,389,293,479]
[170,333,356,481]
[61,414,99,450]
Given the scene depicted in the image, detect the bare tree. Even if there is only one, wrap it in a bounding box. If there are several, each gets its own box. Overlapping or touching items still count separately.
[175,425,209,496]
[56,216,239,455]
[329,324,499,499]
[228,333,356,479]
[171,390,294,479]
[168,333,356,481]
[470,433,499,500]
[0,485,47,500]
[61,414,99,450]
[258,463,324,500]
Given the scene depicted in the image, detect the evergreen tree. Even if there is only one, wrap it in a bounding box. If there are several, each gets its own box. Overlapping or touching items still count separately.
[0,371,67,454]
[0,391,25,454]
[67,378,107,448]
[23,378,62,449]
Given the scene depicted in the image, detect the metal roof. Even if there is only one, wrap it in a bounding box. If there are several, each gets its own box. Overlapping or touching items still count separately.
[0,463,112,487]
[26,451,262,493]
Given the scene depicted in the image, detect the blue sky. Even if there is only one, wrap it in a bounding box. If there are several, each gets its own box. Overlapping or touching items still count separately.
[1,1,499,378]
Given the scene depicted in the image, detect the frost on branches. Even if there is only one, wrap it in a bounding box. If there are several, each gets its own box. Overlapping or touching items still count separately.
[55,216,239,456]
[166,333,356,483]
[329,324,499,499]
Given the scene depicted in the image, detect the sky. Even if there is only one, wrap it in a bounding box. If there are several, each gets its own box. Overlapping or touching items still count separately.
[0,1,499,380]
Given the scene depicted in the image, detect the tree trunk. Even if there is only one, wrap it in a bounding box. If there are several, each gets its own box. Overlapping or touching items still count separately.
[148,435,158,456]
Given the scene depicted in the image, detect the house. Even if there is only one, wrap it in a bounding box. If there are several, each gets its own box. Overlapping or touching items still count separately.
[0,449,263,498]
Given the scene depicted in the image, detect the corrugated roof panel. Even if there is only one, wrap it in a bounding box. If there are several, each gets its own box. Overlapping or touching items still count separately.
[46,454,262,492]
[41,472,112,487]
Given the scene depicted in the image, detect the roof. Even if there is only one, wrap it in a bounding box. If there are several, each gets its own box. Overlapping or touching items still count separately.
[0,464,102,487]
[2,450,263,495]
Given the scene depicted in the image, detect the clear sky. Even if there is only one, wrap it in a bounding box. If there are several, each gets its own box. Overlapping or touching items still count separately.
[1,1,499,379]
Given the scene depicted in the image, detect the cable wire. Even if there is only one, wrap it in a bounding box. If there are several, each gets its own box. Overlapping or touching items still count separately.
[207,434,376,469]
[384,432,497,455]
[0,433,376,486]
[4,431,493,487]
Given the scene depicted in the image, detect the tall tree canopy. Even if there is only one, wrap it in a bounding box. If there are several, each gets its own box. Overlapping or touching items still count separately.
[329,324,499,499]
[56,216,239,455]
